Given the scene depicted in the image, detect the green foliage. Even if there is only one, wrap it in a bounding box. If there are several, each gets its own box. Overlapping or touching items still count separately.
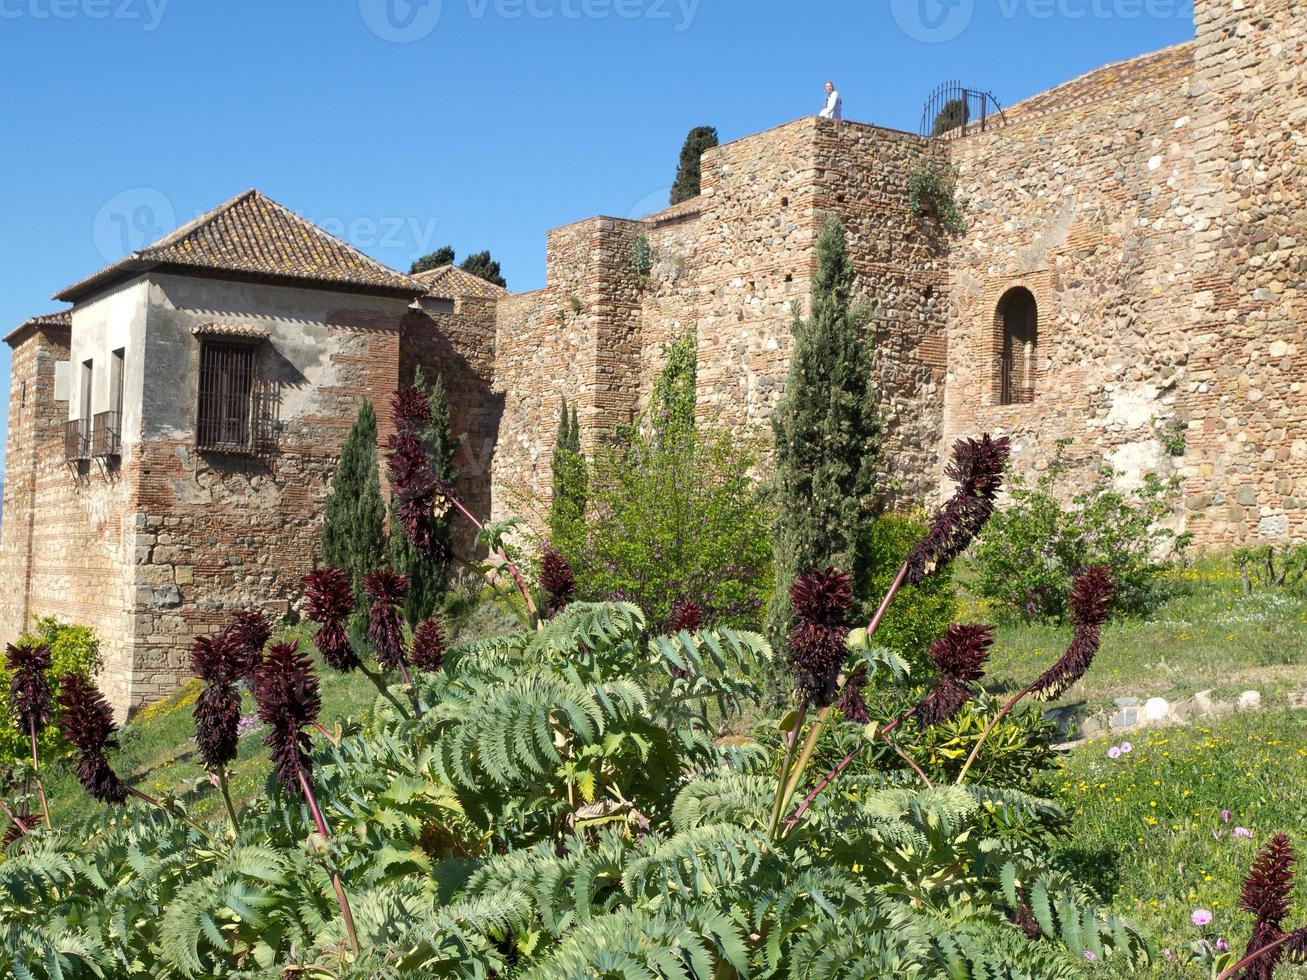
[387,369,457,626]
[972,452,1190,622]
[321,401,386,641]
[563,335,771,631]
[630,233,654,279]
[898,695,1061,788]
[931,98,970,137]
[909,165,966,234]
[547,399,587,556]
[770,214,880,641]
[864,510,958,663]
[1155,417,1188,457]
[669,125,719,205]
[409,245,456,275]
[0,619,101,767]
[0,601,1151,977]
[458,250,506,288]
[1233,542,1307,594]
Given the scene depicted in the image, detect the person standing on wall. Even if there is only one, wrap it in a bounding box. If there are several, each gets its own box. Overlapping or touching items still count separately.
[819,81,843,120]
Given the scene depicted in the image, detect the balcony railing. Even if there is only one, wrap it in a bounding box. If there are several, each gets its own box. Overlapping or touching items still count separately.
[64,419,89,461]
[91,411,121,458]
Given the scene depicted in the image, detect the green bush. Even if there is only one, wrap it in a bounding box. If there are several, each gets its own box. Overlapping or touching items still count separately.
[972,455,1189,622]
[863,510,958,664]
[576,425,772,631]
[0,618,102,766]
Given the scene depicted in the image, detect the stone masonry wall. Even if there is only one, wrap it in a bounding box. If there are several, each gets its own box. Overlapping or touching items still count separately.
[121,275,407,709]
[491,116,951,522]
[945,45,1198,512]
[1183,0,1307,544]
[0,322,139,708]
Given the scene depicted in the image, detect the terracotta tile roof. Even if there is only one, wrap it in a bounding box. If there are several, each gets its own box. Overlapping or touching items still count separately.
[55,190,426,303]
[191,322,272,340]
[412,264,508,301]
[4,309,72,346]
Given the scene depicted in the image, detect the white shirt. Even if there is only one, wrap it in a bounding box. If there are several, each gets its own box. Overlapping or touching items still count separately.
[820,89,843,120]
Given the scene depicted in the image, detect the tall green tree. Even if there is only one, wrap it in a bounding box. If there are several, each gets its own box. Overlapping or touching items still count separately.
[321,400,387,641]
[459,251,507,288]
[410,246,456,275]
[768,214,881,642]
[548,398,587,555]
[670,126,719,205]
[387,368,458,626]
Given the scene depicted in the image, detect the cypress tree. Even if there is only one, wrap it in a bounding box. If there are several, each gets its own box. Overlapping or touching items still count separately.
[410,245,456,275]
[459,251,507,288]
[387,368,457,626]
[768,214,881,643]
[670,126,719,205]
[321,401,387,642]
[549,398,587,554]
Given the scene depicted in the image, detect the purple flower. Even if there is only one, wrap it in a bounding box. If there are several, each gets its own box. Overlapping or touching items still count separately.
[1083,950,1097,962]
[1108,746,1122,760]
[1216,938,1229,952]
[1222,809,1231,823]
[1119,741,1133,754]
[1192,909,1213,927]
[1235,827,1255,839]
[1029,567,1115,701]
[364,569,410,673]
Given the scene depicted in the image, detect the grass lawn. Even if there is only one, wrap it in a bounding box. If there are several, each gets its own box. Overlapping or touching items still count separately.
[1053,709,1307,977]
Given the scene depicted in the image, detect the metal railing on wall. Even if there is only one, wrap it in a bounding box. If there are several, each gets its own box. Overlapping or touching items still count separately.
[920,81,1007,140]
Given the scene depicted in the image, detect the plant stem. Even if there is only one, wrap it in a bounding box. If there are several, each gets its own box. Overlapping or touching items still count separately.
[1215,934,1296,980]
[777,705,832,826]
[889,744,934,787]
[782,705,924,833]
[359,663,411,719]
[311,722,342,747]
[216,767,241,834]
[28,717,51,828]
[865,561,909,636]
[127,787,218,844]
[0,800,33,838]
[445,495,538,619]
[296,770,360,957]
[767,703,807,837]
[954,680,1038,786]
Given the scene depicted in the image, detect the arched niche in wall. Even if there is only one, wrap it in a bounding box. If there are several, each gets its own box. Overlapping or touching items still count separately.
[994,286,1038,405]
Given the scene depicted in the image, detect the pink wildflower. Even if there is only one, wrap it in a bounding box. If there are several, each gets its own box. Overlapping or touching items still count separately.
[1119,741,1133,754]
[1192,909,1213,927]
[1107,746,1122,760]
[1234,826,1254,839]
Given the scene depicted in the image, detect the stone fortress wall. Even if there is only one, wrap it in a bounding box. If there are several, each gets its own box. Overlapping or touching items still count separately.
[2,0,1302,715]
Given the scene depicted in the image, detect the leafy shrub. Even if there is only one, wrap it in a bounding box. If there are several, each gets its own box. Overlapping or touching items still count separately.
[561,334,772,631]
[909,165,965,234]
[863,510,958,664]
[0,618,101,766]
[972,455,1189,622]
[1234,543,1307,594]
[577,426,772,631]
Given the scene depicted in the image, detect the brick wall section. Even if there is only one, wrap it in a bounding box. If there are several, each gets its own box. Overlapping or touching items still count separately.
[945,44,1198,510]
[0,323,138,707]
[1183,0,1307,544]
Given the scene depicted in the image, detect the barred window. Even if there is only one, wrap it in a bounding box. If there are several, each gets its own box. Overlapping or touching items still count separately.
[197,342,257,452]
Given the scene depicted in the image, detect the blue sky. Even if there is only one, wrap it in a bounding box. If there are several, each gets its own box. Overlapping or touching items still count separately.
[0,0,1194,471]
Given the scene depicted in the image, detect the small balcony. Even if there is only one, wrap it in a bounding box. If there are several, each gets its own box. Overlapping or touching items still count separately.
[64,419,89,461]
[91,411,121,458]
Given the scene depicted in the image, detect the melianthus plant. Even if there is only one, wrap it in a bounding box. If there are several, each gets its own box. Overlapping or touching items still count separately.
[0,420,1164,978]
[6,640,53,827]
